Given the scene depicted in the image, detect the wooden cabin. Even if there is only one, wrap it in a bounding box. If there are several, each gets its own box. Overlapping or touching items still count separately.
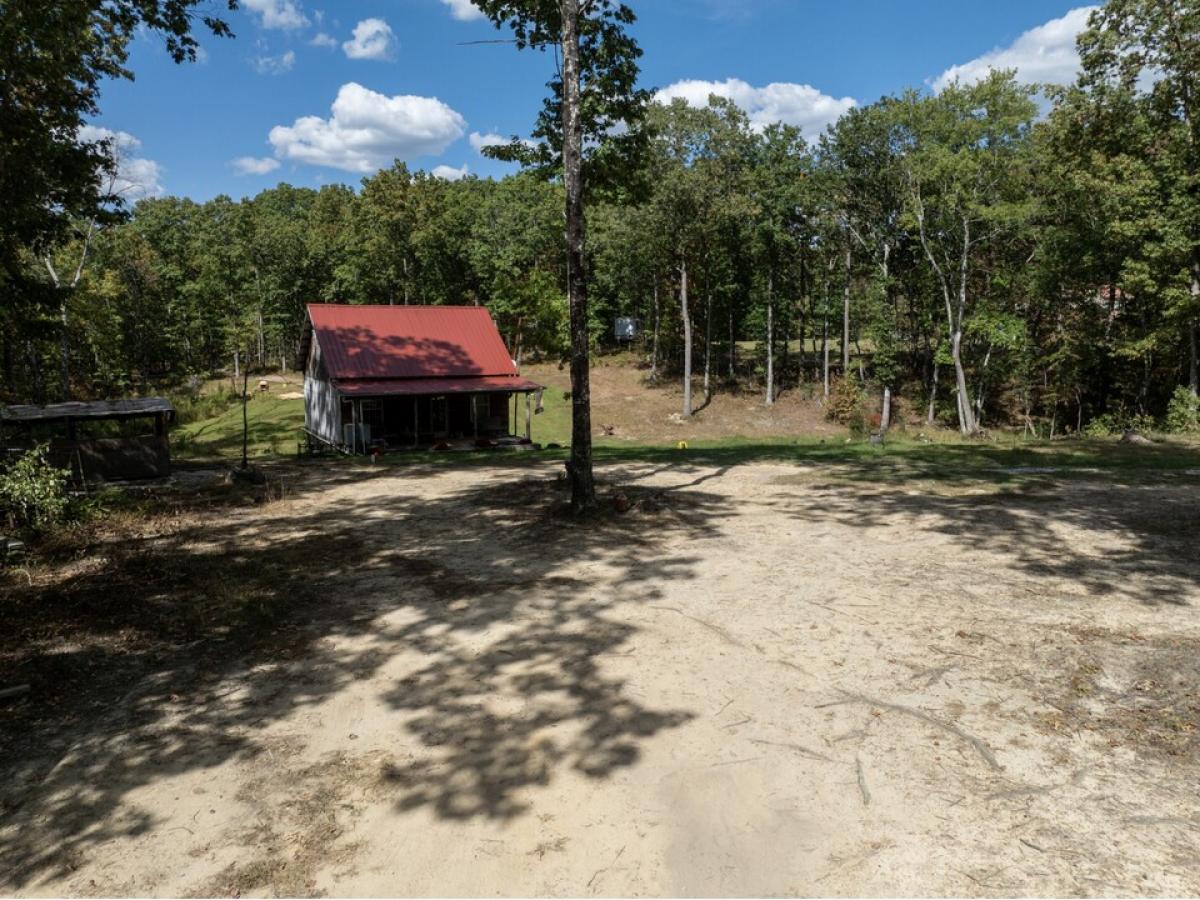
[301,304,543,453]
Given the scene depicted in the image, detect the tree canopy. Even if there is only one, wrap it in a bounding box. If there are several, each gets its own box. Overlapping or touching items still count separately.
[4,1,1200,441]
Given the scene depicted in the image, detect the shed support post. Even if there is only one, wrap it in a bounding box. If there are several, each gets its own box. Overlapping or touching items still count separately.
[473,394,479,441]
[413,399,419,449]
[524,392,532,441]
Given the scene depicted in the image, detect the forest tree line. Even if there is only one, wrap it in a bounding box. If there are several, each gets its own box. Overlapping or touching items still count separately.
[5,0,1200,438]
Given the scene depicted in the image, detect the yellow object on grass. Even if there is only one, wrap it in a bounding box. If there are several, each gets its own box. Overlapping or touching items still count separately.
[677,440,688,450]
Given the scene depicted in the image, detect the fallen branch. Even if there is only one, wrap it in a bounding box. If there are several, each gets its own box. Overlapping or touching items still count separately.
[799,598,872,624]
[855,755,871,806]
[835,691,1002,772]
[0,684,30,701]
[908,664,956,688]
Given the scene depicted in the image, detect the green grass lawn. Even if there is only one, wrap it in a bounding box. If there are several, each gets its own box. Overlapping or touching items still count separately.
[171,385,1200,486]
[174,395,306,461]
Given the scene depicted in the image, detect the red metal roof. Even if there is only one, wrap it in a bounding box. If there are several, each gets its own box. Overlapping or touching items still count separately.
[334,376,542,397]
[308,304,519,380]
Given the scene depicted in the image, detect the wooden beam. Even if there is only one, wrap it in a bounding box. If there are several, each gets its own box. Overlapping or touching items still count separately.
[524,391,532,441]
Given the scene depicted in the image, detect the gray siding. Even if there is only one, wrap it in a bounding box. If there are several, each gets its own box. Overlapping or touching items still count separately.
[304,332,342,445]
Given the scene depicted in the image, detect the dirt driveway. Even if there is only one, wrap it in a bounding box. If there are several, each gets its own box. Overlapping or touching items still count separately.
[3,458,1199,896]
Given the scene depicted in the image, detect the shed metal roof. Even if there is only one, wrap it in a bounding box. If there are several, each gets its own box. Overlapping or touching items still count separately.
[308,303,519,380]
[1,397,176,424]
[334,376,542,397]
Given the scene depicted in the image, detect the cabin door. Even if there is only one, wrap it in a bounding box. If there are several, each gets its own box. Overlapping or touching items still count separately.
[430,396,448,438]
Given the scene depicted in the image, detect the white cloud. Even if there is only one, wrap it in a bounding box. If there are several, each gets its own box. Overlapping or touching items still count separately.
[231,156,281,176]
[78,125,165,200]
[309,31,338,49]
[469,131,506,152]
[243,0,309,30]
[932,6,1098,92]
[268,82,467,173]
[655,78,856,139]
[440,0,485,21]
[252,49,296,74]
[432,163,469,181]
[343,18,395,61]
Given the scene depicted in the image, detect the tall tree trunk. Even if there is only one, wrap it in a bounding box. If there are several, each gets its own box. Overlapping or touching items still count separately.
[974,342,993,425]
[950,226,978,435]
[765,276,775,406]
[241,366,250,470]
[927,360,939,425]
[59,299,70,400]
[914,201,976,434]
[1191,257,1200,396]
[256,310,265,366]
[650,281,660,381]
[950,325,975,434]
[703,291,712,401]
[681,258,692,417]
[842,244,851,377]
[796,297,806,386]
[560,0,595,510]
[1191,319,1199,397]
[821,305,830,401]
[880,386,891,433]
[728,307,735,379]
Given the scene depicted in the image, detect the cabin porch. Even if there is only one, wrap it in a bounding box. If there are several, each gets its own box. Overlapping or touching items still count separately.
[336,390,538,453]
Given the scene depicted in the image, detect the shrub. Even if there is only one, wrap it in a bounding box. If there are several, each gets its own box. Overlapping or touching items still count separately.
[825,376,866,428]
[1165,385,1200,434]
[0,446,70,533]
[1083,409,1156,437]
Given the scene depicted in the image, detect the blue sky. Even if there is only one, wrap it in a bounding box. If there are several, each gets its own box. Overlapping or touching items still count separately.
[90,0,1092,201]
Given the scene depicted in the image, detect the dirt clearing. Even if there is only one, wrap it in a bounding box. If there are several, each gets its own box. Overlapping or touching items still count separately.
[2,458,1199,896]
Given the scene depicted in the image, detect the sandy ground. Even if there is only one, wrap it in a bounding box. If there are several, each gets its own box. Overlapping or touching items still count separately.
[3,459,1199,897]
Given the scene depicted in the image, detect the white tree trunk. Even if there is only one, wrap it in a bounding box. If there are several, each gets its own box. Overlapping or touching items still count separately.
[703,291,712,401]
[651,281,660,381]
[842,244,851,377]
[765,279,775,406]
[681,259,692,417]
[927,361,939,425]
[822,309,830,401]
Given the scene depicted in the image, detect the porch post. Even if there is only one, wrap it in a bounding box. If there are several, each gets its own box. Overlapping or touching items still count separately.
[473,394,479,440]
[413,399,419,449]
[524,391,532,441]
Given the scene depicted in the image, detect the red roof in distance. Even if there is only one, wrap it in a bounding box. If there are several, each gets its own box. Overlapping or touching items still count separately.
[308,304,518,380]
[334,376,542,397]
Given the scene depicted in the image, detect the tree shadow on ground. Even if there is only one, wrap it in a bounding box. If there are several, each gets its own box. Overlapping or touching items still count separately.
[0,461,722,889]
[777,477,1200,606]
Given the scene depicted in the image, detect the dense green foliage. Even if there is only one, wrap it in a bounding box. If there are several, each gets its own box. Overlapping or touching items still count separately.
[0,0,234,312]
[5,2,1200,438]
[0,446,70,533]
